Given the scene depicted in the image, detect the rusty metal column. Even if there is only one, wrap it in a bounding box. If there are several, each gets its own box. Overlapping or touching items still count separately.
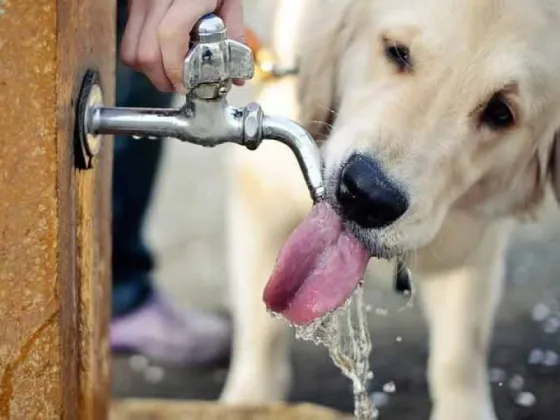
[0,0,115,418]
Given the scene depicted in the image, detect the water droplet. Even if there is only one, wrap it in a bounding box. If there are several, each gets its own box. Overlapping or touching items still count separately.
[515,391,536,407]
[395,336,403,342]
[370,392,390,407]
[532,303,551,322]
[543,317,560,334]
[365,305,373,313]
[543,350,559,367]
[366,371,374,380]
[375,308,388,317]
[528,348,545,365]
[489,368,506,383]
[132,135,143,140]
[382,381,396,393]
[509,374,524,391]
[128,355,149,372]
[144,366,165,384]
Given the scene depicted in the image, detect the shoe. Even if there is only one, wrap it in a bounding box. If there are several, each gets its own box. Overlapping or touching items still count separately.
[110,293,231,367]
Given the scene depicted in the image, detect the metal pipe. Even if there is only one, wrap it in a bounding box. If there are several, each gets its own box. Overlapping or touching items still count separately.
[87,98,247,148]
[262,116,325,202]
[86,101,325,202]
[88,107,186,140]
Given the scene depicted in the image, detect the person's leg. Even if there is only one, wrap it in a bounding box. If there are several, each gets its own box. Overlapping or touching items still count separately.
[111,0,170,319]
[110,0,231,366]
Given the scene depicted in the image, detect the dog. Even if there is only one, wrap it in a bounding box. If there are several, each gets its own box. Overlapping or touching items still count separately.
[220,0,560,419]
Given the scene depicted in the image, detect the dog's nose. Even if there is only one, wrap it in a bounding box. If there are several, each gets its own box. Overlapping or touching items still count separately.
[337,154,408,228]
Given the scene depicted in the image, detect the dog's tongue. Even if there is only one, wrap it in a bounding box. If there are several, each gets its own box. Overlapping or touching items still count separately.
[263,202,370,326]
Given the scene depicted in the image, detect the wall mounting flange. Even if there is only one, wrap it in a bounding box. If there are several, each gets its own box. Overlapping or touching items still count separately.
[75,69,104,169]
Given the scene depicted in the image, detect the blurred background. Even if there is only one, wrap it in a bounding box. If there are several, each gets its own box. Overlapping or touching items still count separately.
[111,1,560,419]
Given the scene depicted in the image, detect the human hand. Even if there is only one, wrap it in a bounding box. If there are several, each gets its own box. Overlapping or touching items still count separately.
[120,0,245,93]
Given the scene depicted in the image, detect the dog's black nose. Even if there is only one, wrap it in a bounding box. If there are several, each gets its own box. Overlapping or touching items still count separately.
[337,154,408,228]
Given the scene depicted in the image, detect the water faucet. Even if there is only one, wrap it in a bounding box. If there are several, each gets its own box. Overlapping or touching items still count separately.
[76,13,325,203]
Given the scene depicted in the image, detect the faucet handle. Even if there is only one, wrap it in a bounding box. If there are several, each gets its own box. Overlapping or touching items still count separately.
[183,14,254,93]
[227,39,255,81]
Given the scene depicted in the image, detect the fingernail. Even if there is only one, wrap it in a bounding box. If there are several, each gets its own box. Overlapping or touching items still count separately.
[174,84,188,95]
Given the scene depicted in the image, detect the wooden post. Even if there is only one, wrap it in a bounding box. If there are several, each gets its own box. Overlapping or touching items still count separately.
[0,0,115,418]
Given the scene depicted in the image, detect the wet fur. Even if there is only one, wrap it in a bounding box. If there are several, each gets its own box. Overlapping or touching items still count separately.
[220,1,560,419]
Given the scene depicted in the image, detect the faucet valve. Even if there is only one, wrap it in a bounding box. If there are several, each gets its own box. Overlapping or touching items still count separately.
[184,14,254,98]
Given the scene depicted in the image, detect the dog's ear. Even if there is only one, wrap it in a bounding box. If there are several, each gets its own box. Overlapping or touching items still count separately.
[551,134,560,203]
[296,0,357,139]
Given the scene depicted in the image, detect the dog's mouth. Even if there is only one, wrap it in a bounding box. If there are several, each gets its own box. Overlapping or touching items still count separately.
[263,201,374,326]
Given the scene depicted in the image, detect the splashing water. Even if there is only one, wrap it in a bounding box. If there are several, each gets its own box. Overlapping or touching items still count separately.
[509,374,525,391]
[382,381,396,394]
[286,285,377,419]
[515,391,537,407]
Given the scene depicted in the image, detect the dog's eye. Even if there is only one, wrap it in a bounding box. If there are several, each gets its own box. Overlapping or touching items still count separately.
[385,44,411,72]
[480,95,515,130]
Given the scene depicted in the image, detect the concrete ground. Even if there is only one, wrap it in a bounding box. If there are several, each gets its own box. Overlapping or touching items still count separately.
[111,2,560,418]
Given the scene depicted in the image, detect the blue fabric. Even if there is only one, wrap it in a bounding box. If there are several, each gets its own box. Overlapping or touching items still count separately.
[112,1,175,317]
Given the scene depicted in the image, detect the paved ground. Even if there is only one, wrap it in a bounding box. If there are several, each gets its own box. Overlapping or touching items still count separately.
[111,2,560,418]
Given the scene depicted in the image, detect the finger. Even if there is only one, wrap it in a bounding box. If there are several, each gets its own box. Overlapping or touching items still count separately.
[136,0,175,91]
[218,0,247,86]
[159,0,220,92]
[120,0,150,66]
[219,0,245,44]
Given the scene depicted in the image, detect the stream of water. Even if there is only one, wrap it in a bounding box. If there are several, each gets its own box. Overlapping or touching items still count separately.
[291,285,378,419]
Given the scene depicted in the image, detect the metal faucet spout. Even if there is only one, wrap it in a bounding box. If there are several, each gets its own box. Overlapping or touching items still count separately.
[262,116,325,202]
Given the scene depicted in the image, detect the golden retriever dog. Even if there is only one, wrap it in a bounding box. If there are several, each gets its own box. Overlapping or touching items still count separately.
[220,0,560,419]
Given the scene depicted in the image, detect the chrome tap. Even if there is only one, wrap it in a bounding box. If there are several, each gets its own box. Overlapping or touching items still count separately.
[77,14,324,203]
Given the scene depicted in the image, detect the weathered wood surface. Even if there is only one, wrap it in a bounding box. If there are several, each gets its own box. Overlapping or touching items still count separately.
[0,0,115,418]
[110,400,353,420]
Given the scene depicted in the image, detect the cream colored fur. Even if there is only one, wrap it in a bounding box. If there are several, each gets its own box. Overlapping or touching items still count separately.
[220,0,560,419]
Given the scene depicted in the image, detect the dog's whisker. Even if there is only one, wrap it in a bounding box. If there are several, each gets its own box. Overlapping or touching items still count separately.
[308,119,335,131]
[313,103,339,117]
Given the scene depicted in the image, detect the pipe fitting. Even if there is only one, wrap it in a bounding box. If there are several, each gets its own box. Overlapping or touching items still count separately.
[243,103,263,150]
